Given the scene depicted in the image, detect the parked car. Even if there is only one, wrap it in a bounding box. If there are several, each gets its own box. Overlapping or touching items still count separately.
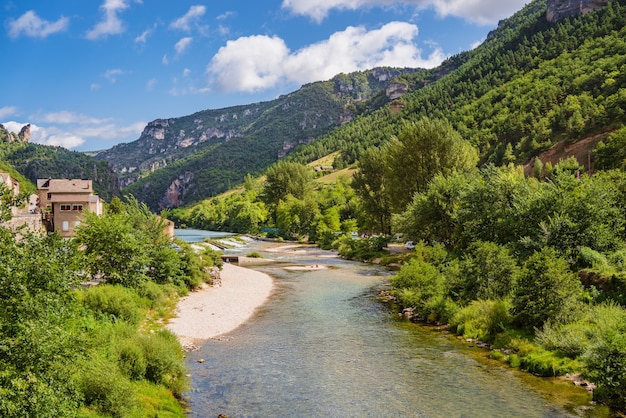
[405,241,415,250]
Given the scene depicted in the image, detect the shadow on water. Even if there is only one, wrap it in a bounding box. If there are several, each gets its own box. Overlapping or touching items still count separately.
[183,241,609,418]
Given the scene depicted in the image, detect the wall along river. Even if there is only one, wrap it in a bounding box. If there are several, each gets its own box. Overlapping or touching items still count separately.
[182,240,607,417]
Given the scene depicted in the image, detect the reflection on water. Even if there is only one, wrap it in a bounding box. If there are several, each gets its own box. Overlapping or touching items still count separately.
[184,241,606,417]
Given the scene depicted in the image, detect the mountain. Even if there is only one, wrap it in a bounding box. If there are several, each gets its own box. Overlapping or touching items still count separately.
[287,0,624,169]
[99,0,622,211]
[95,68,424,209]
[0,125,120,201]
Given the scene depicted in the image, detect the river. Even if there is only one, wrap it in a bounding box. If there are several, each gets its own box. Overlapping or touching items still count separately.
[182,239,607,417]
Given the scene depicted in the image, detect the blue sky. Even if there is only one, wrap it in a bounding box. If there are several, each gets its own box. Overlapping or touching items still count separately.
[1,0,528,151]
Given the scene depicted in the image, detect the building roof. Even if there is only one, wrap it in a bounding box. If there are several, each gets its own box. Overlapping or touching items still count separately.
[37,179,93,194]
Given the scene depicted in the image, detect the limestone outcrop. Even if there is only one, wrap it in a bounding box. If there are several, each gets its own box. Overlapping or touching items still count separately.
[547,0,610,22]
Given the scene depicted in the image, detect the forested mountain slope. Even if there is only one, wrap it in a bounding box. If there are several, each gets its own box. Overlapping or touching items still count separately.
[98,68,422,209]
[290,0,626,168]
[0,125,120,201]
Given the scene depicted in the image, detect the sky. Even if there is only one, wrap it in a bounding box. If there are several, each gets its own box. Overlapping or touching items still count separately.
[1,0,529,151]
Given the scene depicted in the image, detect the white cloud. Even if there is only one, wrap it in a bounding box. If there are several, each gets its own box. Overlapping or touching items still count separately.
[170,5,206,31]
[3,115,145,150]
[39,111,110,125]
[135,27,152,44]
[7,10,69,39]
[3,121,85,148]
[86,0,130,40]
[208,22,444,93]
[175,37,193,56]
[103,68,126,83]
[146,78,157,91]
[0,106,18,119]
[209,35,290,92]
[281,0,528,25]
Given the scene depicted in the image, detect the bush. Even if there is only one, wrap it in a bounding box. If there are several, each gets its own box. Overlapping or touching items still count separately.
[139,330,187,397]
[451,299,512,343]
[246,251,262,258]
[536,321,591,358]
[512,248,582,329]
[79,357,137,417]
[82,285,144,325]
[136,281,166,308]
[116,339,147,380]
[519,349,578,377]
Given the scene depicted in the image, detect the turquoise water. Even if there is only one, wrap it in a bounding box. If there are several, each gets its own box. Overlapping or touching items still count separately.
[184,242,605,417]
[174,228,234,242]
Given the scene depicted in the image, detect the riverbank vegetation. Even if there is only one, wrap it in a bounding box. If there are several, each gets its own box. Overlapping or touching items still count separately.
[0,197,221,417]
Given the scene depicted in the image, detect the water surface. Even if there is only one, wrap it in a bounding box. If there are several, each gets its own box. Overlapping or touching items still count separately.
[184,242,605,417]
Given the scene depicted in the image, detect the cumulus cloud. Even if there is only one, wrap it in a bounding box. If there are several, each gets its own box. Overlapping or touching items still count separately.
[170,5,206,31]
[0,106,18,119]
[175,37,193,56]
[7,10,69,39]
[3,121,84,149]
[281,0,528,25]
[86,0,130,40]
[3,113,145,150]
[208,21,444,93]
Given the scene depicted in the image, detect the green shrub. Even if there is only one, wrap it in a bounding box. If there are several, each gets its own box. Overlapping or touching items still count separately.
[116,339,147,381]
[519,349,578,377]
[536,321,590,358]
[508,353,521,368]
[82,285,144,325]
[246,251,262,258]
[79,357,137,417]
[139,330,187,397]
[451,299,512,343]
[136,281,166,308]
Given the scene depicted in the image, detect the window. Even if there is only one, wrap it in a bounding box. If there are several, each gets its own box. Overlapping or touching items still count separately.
[62,221,69,231]
[60,204,71,211]
[72,204,83,212]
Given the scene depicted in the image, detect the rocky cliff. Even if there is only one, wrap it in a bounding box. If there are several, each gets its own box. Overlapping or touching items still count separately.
[547,0,610,22]
[97,67,423,208]
[0,123,30,143]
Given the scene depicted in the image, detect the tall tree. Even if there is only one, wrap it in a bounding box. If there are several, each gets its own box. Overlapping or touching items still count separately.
[352,147,392,234]
[263,161,313,209]
[385,118,478,212]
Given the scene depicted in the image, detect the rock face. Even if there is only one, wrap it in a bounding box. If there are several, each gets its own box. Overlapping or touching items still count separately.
[19,124,31,142]
[547,0,610,22]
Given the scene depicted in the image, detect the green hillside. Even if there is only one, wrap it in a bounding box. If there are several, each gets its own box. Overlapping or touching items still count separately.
[106,68,423,209]
[291,0,626,167]
[0,126,121,201]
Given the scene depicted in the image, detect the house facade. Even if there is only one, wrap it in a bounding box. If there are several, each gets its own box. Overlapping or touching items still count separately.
[0,172,44,233]
[37,179,103,237]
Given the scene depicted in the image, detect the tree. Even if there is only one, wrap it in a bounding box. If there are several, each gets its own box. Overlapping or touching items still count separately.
[512,248,582,329]
[0,229,84,417]
[352,147,392,234]
[384,118,478,213]
[263,161,313,208]
[457,241,519,301]
[75,211,151,287]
